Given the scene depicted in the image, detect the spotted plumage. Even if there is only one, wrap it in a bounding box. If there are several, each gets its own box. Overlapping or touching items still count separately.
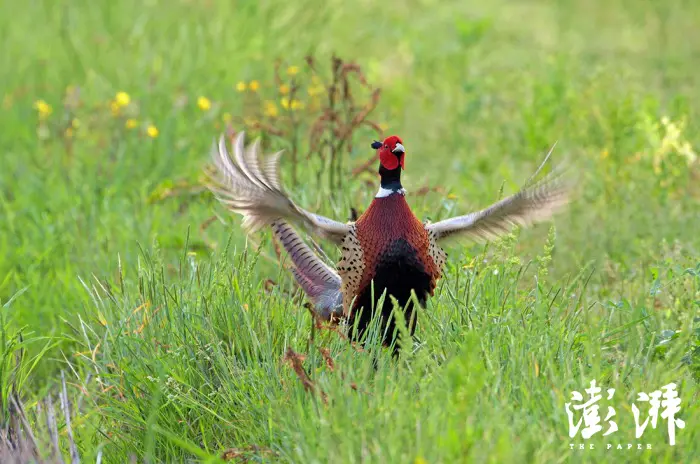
[426,226,447,273]
[336,226,365,312]
[207,131,573,353]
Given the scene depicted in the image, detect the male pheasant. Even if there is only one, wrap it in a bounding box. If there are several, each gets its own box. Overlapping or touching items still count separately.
[208,132,571,352]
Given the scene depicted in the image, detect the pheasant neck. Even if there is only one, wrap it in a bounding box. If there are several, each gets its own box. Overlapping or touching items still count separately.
[376,165,405,198]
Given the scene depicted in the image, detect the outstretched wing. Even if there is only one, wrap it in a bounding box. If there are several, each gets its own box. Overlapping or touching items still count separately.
[426,150,572,245]
[207,131,350,245]
[272,220,343,321]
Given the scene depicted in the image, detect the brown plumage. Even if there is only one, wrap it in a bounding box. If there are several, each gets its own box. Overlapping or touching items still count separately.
[207,132,573,353]
[339,193,443,350]
[354,194,440,299]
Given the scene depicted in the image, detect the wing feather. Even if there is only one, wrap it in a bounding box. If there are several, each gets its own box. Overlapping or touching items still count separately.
[427,150,573,245]
[207,131,350,244]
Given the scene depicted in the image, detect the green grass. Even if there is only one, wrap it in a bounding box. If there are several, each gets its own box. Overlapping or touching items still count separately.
[1,0,699,462]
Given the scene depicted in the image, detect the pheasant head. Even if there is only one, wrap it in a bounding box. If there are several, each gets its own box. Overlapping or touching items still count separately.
[372,135,406,197]
[372,135,405,171]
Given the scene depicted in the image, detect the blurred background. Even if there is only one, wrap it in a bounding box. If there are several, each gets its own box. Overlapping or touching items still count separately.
[2,0,698,337]
[0,0,698,461]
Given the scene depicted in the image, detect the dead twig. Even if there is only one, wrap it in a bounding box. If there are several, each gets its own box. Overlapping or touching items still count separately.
[283,348,328,404]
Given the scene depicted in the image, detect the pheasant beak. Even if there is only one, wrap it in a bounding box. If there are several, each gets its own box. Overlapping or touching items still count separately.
[392,143,405,170]
[392,143,405,155]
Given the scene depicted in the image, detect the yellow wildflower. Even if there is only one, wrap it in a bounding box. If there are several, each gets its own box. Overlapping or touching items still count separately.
[264,101,279,118]
[197,96,212,111]
[110,100,121,116]
[287,65,300,76]
[249,80,260,92]
[72,118,80,129]
[279,84,290,95]
[290,99,304,110]
[115,91,130,107]
[447,193,458,200]
[147,125,159,138]
[125,119,139,129]
[34,99,53,119]
[65,127,74,138]
[600,148,609,160]
[222,112,232,123]
[236,81,247,92]
[280,97,290,109]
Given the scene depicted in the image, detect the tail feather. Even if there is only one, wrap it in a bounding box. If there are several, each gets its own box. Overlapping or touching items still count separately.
[290,268,342,321]
[272,220,343,320]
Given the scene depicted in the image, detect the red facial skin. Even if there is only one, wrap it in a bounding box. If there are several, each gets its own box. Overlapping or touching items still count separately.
[377,135,405,171]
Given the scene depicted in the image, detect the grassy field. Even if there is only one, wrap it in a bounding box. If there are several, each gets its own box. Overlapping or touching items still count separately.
[1,0,699,462]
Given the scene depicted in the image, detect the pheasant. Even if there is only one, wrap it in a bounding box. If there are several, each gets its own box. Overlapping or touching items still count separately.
[208,132,571,352]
